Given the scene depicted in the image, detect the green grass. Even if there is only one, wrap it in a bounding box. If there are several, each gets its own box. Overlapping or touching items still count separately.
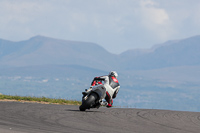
[0,94,81,105]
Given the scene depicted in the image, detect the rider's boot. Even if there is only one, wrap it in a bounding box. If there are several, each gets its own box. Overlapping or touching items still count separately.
[100,100,108,106]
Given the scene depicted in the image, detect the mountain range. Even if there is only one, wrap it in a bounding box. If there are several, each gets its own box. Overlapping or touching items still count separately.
[0,36,117,70]
[1,35,200,70]
[0,35,200,112]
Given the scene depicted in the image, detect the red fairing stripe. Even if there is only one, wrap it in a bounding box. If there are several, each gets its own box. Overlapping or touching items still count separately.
[92,81,96,86]
[111,77,119,83]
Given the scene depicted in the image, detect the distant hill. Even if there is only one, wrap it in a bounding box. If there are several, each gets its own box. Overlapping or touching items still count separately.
[119,35,200,70]
[1,35,200,71]
[0,35,117,70]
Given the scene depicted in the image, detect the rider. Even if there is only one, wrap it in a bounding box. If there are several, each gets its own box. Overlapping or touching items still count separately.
[90,71,120,108]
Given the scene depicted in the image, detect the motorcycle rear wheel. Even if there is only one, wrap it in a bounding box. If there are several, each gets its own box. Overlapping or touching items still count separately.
[79,93,98,111]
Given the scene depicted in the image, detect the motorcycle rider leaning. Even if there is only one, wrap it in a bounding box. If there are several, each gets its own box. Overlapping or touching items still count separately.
[87,71,120,108]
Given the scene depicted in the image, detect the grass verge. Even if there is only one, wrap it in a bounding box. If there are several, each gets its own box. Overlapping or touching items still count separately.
[0,94,81,105]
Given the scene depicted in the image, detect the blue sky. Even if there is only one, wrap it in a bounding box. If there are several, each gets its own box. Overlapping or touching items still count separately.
[1,0,200,54]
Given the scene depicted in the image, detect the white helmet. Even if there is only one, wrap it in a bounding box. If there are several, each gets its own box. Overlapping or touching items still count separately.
[109,71,118,78]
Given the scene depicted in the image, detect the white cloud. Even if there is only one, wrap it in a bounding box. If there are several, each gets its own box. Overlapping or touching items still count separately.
[1,0,200,53]
[0,0,55,40]
[0,1,53,23]
[142,7,169,25]
[192,3,200,26]
[138,0,175,41]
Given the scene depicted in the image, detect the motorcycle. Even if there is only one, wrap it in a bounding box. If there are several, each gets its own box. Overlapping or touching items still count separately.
[79,83,107,111]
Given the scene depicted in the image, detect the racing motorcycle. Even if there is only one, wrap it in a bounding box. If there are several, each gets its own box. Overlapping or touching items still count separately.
[79,83,107,111]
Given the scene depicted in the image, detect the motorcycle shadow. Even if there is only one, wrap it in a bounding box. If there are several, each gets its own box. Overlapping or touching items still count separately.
[65,109,102,113]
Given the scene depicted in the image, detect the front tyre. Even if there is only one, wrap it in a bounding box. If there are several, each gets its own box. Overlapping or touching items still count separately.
[79,93,98,111]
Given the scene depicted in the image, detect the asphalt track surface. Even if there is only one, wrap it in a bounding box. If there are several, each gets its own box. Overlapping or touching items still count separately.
[0,102,200,133]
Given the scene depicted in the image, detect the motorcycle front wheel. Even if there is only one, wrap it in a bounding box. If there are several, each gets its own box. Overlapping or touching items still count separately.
[79,93,98,111]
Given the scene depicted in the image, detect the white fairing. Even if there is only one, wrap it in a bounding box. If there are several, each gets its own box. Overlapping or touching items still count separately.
[92,84,106,100]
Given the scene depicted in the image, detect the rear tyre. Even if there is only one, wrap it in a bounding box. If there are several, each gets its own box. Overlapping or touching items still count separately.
[79,93,98,111]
